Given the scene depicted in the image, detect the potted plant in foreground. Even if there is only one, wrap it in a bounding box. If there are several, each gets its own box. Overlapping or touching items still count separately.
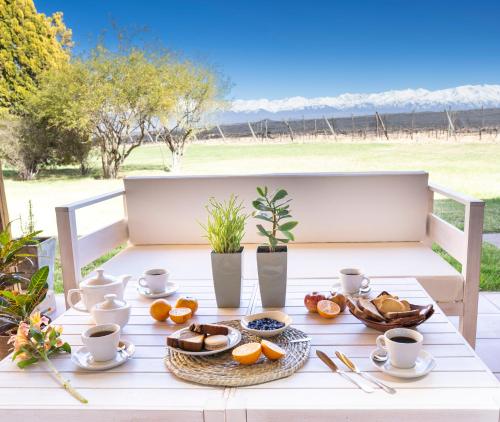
[0,222,45,358]
[253,186,298,307]
[201,195,248,307]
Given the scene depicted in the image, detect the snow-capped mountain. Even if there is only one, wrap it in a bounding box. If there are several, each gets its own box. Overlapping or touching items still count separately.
[218,85,500,124]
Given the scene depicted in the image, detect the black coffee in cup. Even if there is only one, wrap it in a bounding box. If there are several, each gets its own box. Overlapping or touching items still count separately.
[391,336,417,344]
[89,330,115,338]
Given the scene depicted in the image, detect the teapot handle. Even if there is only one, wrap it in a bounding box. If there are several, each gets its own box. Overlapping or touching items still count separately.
[67,289,88,312]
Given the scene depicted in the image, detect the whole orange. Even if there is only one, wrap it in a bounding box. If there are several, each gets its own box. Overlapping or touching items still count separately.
[149,299,172,321]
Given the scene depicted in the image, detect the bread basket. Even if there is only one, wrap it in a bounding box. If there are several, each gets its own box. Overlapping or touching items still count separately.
[347,293,434,332]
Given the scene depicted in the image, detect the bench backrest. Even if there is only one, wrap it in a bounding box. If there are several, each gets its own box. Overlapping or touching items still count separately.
[124,172,429,245]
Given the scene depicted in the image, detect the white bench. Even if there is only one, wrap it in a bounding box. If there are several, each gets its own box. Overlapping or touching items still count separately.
[55,172,484,346]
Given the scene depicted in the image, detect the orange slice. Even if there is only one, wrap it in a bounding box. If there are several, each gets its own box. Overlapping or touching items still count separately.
[261,339,286,360]
[149,299,172,321]
[232,342,262,365]
[169,307,192,324]
[317,300,341,319]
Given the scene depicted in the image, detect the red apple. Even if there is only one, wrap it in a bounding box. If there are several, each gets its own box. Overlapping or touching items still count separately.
[304,292,327,312]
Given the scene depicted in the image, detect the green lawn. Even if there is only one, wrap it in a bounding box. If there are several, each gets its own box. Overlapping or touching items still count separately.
[4,141,500,291]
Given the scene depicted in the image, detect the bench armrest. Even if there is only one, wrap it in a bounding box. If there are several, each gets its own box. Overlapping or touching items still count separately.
[56,189,128,301]
[427,183,484,346]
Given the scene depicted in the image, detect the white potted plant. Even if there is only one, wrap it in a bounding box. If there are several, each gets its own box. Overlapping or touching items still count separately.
[201,195,248,308]
[253,186,298,307]
[17,201,57,313]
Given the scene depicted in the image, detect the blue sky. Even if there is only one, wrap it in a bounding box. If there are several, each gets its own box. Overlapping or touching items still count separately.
[37,0,500,100]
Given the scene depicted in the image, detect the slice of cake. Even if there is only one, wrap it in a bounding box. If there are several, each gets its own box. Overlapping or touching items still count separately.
[189,323,229,336]
[167,330,206,352]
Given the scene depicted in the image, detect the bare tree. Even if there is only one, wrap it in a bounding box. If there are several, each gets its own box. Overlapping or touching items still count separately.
[151,62,225,172]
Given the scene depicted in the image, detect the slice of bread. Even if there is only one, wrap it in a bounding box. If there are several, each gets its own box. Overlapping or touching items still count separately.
[189,323,229,336]
[167,331,206,352]
[358,298,386,322]
[378,297,406,314]
[384,309,420,319]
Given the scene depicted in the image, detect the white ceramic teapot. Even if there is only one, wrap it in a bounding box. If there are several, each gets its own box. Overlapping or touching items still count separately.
[91,294,131,328]
[67,269,132,313]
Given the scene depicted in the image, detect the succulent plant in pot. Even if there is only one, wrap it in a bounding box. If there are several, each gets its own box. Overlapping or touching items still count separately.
[253,186,298,307]
[201,195,248,308]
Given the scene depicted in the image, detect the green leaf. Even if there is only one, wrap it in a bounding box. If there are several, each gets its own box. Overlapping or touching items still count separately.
[256,186,266,197]
[279,221,298,232]
[272,189,288,202]
[17,357,38,368]
[252,200,272,212]
[256,224,270,237]
[254,213,273,222]
[59,342,71,354]
[281,231,295,241]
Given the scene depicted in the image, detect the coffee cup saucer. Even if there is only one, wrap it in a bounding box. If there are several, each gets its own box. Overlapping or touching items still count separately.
[137,281,178,298]
[71,340,135,371]
[370,348,435,379]
[331,280,371,297]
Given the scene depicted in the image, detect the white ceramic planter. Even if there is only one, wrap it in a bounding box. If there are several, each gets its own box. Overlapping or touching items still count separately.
[256,246,287,307]
[211,248,243,308]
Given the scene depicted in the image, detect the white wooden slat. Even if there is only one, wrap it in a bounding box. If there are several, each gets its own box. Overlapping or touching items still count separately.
[298,356,487,373]
[0,371,215,389]
[242,371,498,389]
[428,213,466,262]
[2,356,485,375]
[78,219,129,267]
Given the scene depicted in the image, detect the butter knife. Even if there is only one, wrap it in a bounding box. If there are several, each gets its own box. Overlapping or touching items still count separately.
[335,350,396,394]
[316,350,374,393]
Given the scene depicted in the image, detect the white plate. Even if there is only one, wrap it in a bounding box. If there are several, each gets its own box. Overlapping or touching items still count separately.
[137,282,179,298]
[370,348,435,379]
[241,311,292,338]
[71,340,135,371]
[167,326,241,356]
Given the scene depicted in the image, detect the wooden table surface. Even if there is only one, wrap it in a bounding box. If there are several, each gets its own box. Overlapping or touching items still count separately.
[0,277,499,422]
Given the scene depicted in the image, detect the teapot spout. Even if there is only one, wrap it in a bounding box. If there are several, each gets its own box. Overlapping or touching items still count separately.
[119,274,132,288]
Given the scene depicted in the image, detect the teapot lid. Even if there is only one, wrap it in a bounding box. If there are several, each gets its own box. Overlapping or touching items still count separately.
[86,269,115,286]
[95,294,127,310]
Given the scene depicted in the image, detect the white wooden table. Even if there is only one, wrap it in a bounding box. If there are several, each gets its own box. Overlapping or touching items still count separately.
[0,277,499,422]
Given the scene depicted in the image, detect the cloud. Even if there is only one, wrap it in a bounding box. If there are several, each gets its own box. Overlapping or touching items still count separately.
[231,84,500,113]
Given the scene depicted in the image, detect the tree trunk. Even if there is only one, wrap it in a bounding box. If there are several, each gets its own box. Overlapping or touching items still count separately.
[171,148,183,173]
[0,161,9,233]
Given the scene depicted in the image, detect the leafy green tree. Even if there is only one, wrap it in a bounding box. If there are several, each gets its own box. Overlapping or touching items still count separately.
[34,48,171,178]
[0,0,72,115]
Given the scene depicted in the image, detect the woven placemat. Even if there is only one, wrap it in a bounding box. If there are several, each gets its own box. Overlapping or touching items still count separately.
[164,319,310,387]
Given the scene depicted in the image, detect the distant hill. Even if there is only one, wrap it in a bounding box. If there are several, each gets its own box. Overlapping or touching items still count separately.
[215,84,500,124]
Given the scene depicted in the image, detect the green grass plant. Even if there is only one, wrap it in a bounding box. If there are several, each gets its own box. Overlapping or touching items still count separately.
[201,195,248,254]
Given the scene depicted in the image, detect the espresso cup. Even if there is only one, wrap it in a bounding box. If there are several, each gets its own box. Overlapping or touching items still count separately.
[376,328,423,369]
[138,268,169,293]
[339,268,370,295]
[81,323,120,362]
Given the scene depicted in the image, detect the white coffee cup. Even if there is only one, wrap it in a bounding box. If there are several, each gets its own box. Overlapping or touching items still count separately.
[81,323,120,362]
[339,268,370,295]
[138,268,169,293]
[376,328,423,369]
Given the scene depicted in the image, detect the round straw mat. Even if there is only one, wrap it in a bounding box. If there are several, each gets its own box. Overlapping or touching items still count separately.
[165,319,310,387]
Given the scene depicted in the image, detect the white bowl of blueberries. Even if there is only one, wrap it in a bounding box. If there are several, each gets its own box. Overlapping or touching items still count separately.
[241,311,292,338]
